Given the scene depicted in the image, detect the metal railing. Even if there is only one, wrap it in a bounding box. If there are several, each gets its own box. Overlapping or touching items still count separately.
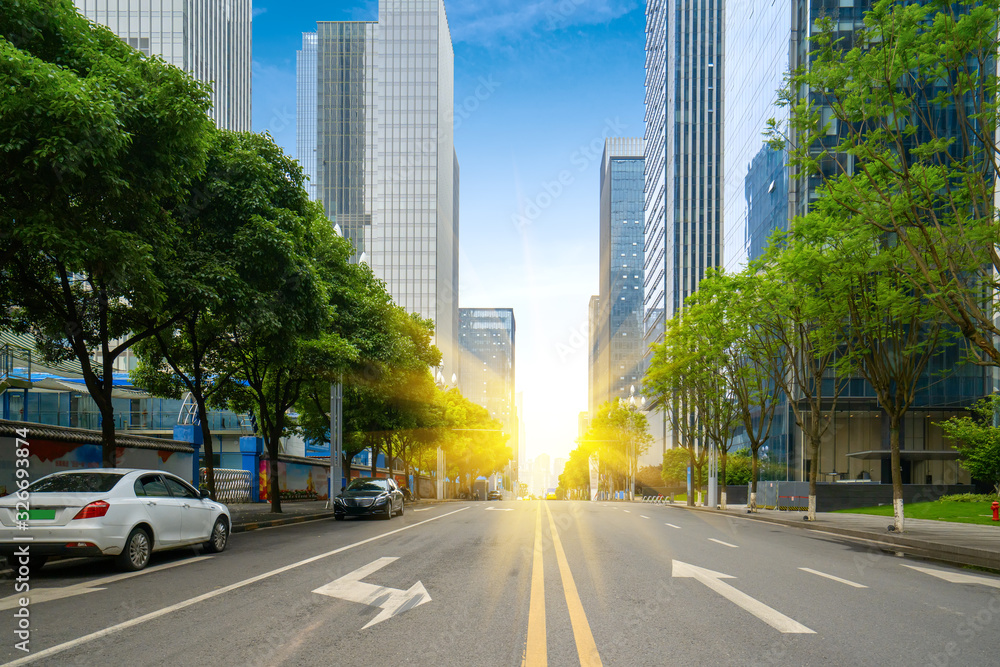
[200,468,252,504]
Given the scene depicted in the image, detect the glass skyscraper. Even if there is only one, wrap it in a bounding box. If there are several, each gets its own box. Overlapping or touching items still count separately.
[73,0,252,131]
[296,32,318,202]
[643,0,725,456]
[301,0,459,375]
[593,139,645,413]
[724,0,987,485]
[457,308,516,439]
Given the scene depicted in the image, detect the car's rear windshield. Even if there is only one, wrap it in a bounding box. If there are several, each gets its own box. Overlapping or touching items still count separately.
[26,472,125,494]
[347,479,387,492]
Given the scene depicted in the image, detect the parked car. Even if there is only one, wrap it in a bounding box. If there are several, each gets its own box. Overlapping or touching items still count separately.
[487,490,503,501]
[333,477,404,521]
[0,469,231,573]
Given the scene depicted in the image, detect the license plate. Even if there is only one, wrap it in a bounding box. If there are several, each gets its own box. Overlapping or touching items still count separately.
[27,509,56,521]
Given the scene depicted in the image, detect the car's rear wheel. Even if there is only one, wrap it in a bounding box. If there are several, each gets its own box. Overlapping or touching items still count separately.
[334,514,345,521]
[203,517,229,554]
[116,527,151,572]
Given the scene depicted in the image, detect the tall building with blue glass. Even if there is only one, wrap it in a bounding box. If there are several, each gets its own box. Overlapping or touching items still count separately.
[723,0,986,486]
[644,0,725,458]
[594,139,645,412]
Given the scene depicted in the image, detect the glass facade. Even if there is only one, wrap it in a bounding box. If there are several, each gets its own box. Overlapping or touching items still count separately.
[723,0,993,483]
[74,0,252,131]
[296,33,318,202]
[306,0,459,375]
[457,308,516,444]
[594,139,645,412]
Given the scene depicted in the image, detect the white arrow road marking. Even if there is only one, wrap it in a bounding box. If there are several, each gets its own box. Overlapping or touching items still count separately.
[672,560,815,634]
[312,557,431,629]
[665,523,681,529]
[902,564,1000,589]
[708,538,738,548]
[484,507,514,511]
[0,556,213,611]
[798,568,867,589]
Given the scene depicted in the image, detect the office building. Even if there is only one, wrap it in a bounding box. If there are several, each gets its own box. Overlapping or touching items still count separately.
[723,0,986,485]
[74,0,252,131]
[302,0,459,375]
[457,308,516,454]
[296,32,319,201]
[588,295,602,416]
[595,138,646,411]
[643,0,724,457]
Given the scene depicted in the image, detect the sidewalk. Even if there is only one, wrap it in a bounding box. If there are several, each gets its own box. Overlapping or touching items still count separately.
[655,501,1000,571]
[228,498,456,533]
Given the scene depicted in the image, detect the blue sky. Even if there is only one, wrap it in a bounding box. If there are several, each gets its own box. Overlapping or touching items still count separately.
[251,1,648,468]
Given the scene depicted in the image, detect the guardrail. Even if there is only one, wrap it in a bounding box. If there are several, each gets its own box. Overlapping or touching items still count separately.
[200,468,252,504]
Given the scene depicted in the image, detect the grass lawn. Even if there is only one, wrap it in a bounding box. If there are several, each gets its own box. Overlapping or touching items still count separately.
[835,500,1000,526]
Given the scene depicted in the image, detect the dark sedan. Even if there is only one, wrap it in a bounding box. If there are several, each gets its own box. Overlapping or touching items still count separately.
[333,478,404,521]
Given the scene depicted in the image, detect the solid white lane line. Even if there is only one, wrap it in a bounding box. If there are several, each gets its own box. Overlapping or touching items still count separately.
[708,538,738,548]
[798,567,867,589]
[2,507,471,667]
[665,523,681,529]
[0,557,214,611]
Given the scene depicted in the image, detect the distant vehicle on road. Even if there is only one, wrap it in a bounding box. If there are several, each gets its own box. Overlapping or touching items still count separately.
[0,469,230,573]
[334,477,404,521]
[545,488,557,500]
[487,490,503,501]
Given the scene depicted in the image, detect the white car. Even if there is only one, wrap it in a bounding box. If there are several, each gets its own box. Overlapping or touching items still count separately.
[0,469,231,572]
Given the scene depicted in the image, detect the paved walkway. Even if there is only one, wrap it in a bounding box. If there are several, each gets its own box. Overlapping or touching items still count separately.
[228,498,457,533]
[650,500,1000,570]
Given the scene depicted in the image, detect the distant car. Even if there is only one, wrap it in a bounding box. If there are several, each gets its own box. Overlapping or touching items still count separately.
[0,469,230,573]
[334,477,404,521]
[545,488,558,500]
[487,490,502,501]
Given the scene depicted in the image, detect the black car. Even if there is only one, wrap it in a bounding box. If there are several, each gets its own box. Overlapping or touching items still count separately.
[334,478,404,520]
[487,490,503,501]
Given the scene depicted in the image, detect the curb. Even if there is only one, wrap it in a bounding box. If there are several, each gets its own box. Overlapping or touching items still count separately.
[660,503,1000,571]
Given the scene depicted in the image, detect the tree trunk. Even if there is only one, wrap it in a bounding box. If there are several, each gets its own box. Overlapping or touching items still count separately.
[750,449,760,512]
[719,451,728,510]
[267,426,282,513]
[890,414,905,532]
[807,432,820,521]
[96,354,117,467]
[197,399,216,500]
[370,441,378,478]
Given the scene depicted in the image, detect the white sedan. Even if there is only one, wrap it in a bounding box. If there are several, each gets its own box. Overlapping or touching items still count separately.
[0,469,231,572]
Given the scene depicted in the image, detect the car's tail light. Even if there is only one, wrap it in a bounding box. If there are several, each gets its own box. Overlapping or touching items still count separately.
[66,542,96,548]
[72,501,110,520]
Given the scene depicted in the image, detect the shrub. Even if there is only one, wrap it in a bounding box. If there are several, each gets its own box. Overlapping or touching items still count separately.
[939,493,995,503]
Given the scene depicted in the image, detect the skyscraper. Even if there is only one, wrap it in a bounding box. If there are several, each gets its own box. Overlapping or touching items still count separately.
[74,0,252,131]
[723,0,988,485]
[643,0,724,455]
[302,0,459,375]
[457,308,516,447]
[296,32,318,202]
[595,138,646,410]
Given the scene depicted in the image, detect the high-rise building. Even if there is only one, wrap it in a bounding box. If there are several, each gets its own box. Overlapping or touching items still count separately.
[643,0,724,457]
[588,295,602,417]
[457,308,516,453]
[302,0,459,375]
[596,138,646,409]
[296,32,318,202]
[723,0,987,485]
[74,0,252,131]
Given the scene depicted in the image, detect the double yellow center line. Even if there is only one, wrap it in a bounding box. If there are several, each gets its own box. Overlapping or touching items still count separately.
[524,503,602,667]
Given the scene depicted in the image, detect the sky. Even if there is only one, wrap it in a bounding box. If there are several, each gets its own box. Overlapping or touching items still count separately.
[250,1,648,468]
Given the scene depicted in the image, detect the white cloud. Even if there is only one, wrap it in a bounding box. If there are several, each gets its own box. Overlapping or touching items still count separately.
[252,7,267,18]
[446,0,640,44]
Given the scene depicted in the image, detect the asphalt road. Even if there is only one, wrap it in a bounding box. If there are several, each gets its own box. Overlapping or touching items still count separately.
[0,501,998,666]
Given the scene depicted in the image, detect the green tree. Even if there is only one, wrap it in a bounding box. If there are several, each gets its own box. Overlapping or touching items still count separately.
[440,388,511,492]
[940,397,1000,497]
[725,451,754,487]
[772,0,1000,368]
[661,447,702,489]
[0,0,214,465]
[579,401,652,499]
